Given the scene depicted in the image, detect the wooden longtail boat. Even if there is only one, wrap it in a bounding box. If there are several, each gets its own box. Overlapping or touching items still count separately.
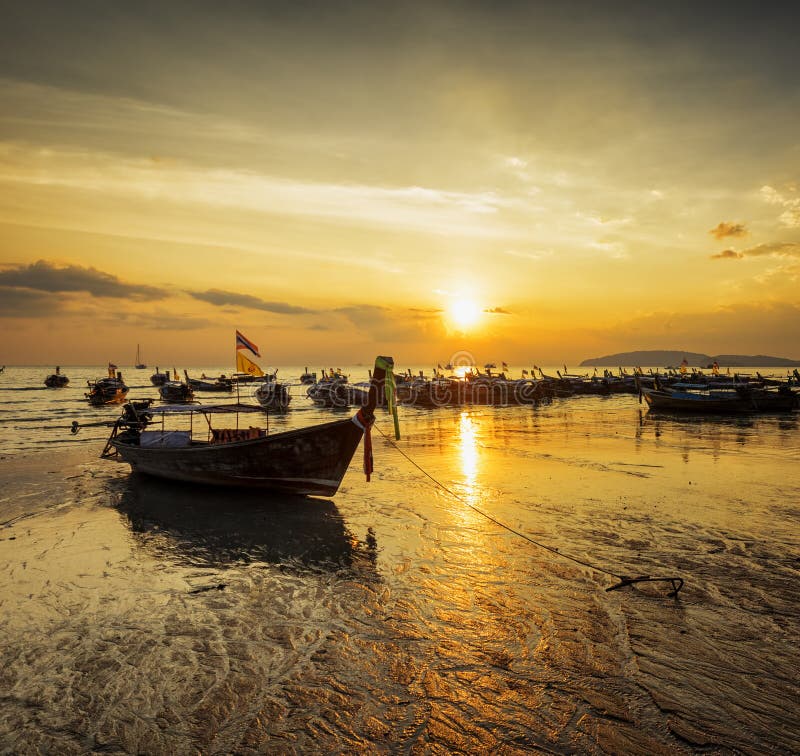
[78,356,395,496]
[254,378,292,411]
[158,381,194,403]
[86,365,129,405]
[306,371,369,408]
[187,374,233,392]
[641,386,749,412]
[640,383,797,413]
[150,367,170,386]
[299,367,317,385]
[44,367,69,388]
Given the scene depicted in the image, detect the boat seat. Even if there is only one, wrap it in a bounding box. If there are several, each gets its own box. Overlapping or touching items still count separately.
[211,427,265,444]
[140,430,192,448]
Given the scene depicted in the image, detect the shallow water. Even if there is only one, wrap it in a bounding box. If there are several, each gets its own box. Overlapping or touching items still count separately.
[1,367,798,753]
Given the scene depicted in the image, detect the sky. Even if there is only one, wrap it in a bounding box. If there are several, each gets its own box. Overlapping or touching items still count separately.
[1,0,798,367]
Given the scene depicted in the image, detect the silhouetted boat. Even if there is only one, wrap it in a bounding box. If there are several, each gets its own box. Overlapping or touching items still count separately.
[254,375,291,411]
[306,370,369,408]
[82,356,395,495]
[86,365,129,405]
[134,344,146,369]
[640,381,797,413]
[300,367,317,384]
[150,367,170,386]
[44,367,69,388]
[158,371,195,403]
[187,374,233,392]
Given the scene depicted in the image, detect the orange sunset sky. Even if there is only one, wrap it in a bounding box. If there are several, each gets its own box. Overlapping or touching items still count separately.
[1,1,798,366]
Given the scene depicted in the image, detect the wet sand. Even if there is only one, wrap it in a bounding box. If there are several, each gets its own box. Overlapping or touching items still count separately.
[1,399,798,754]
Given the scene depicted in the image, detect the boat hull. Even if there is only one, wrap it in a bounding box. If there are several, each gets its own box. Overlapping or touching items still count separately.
[86,379,129,405]
[642,387,797,413]
[110,417,365,495]
[188,379,233,392]
[159,383,194,403]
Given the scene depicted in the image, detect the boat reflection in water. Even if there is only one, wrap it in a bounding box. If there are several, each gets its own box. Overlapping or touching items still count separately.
[115,474,378,572]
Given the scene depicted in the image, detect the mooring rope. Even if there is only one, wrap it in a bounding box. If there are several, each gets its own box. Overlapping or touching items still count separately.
[374,423,684,597]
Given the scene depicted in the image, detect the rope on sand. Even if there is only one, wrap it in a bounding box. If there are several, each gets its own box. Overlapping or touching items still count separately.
[374,423,684,598]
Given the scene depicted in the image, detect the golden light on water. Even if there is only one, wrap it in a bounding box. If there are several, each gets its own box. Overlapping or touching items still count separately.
[457,411,479,504]
[452,364,475,379]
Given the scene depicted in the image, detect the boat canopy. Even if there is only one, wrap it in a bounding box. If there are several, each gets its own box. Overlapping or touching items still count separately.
[143,402,265,416]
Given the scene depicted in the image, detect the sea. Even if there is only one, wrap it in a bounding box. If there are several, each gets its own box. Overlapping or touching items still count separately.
[0,365,798,753]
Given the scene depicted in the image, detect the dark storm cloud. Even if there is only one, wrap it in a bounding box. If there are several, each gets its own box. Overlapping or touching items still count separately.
[709,222,748,240]
[189,289,314,315]
[0,286,59,316]
[1,1,797,142]
[0,260,166,300]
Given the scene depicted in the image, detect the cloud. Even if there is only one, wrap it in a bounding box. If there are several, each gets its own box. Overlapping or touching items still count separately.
[104,311,215,331]
[336,304,446,342]
[0,286,59,317]
[503,248,552,261]
[709,221,748,240]
[0,260,166,300]
[0,143,527,241]
[484,307,512,314]
[189,289,314,314]
[760,185,800,228]
[711,242,800,260]
[408,307,443,316]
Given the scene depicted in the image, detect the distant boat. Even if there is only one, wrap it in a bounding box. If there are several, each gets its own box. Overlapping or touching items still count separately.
[639,380,798,413]
[158,370,195,403]
[254,375,291,411]
[186,373,233,392]
[44,366,69,388]
[83,355,396,495]
[86,364,129,405]
[135,344,147,369]
[150,367,170,386]
[306,370,369,408]
[299,367,317,385]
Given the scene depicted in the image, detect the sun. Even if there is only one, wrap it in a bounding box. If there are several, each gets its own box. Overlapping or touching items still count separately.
[448,298,482,330]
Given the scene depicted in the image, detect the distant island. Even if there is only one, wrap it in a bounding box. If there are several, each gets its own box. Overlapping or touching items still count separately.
[579,350,800,368]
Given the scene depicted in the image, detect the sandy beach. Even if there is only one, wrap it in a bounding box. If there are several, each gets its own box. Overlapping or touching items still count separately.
[2,397,798,754]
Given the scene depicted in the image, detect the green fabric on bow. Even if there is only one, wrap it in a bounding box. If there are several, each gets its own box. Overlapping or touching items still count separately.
[376,356,401,440]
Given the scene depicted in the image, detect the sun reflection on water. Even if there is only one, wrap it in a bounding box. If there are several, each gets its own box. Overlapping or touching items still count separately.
[456,411,481,517]
[452,365,475,379]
